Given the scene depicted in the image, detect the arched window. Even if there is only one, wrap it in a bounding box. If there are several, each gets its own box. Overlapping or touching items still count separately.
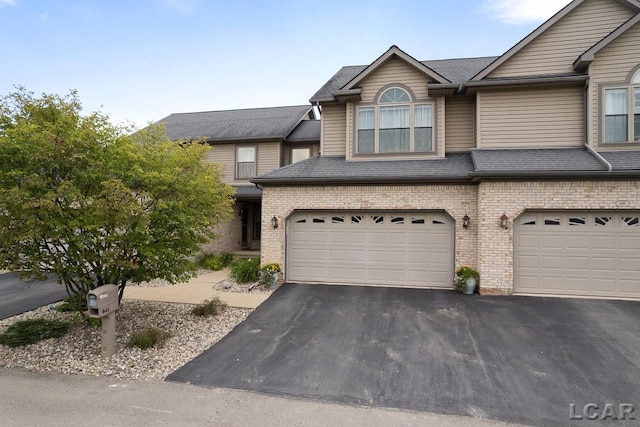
[380,88,410,103]
[604,67,640,143]
[356,86,434,154]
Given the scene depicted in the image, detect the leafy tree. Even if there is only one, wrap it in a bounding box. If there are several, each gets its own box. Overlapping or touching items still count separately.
[0,87,235,308]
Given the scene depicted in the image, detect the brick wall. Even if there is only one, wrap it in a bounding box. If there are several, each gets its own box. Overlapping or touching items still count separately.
[261,184,479,284]
[477,180,640,294]
[200,204,243,254]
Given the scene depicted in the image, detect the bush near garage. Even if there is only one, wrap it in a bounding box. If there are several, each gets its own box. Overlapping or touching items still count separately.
[228,258,260,283]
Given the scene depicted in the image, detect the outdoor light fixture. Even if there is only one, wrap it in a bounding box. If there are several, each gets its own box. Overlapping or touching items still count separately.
[500,213,509,229]
[271,216,279,229]
[462,214,470,229]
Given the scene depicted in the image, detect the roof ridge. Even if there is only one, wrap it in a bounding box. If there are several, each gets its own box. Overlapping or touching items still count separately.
[167,105,311,117]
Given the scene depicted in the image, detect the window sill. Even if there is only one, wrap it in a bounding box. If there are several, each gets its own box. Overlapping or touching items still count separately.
[349,152,441,162]
[597,142,640,150]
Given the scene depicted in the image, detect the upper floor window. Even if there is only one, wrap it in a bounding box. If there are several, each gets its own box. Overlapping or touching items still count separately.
[604,69,640,143]
[357,87,433,154]
[236,146,256,179]
[290,147,310,163]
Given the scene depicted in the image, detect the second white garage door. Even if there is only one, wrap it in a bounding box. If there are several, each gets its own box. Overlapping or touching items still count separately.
[286,211,454,287]
[515,211,640,299]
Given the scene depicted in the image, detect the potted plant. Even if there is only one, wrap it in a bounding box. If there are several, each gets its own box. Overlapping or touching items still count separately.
[260,262,282,289]
[455,265,479,295]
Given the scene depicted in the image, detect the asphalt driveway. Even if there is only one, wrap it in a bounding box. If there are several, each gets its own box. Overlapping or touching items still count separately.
[168,284,640,426]
[0,272,67,319]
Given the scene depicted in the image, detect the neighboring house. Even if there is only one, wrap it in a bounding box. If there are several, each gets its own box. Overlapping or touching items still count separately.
[158,105,319,252]
[253,0,640,300]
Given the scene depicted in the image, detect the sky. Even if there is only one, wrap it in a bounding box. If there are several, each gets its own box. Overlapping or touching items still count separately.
[0,0,572,129]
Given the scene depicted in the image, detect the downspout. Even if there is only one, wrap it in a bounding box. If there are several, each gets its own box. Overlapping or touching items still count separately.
[582,77,612,171]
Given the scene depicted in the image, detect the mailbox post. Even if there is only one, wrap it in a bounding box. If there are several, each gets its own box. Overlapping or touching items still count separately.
[87,284,119,357]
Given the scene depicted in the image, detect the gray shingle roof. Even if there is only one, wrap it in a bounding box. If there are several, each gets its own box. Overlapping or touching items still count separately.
[157,105,312,142]
[253,148,640,185]
[233,185,262,199]
[310,57,498,102]
[471,148,608,172]
[285,120,320,142]
[253,154,474,183]
[600,151,640,170]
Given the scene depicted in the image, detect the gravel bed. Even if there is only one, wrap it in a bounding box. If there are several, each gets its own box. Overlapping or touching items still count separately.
[214,278,275,295]
[0,300,251,380]
[128,269,211,288]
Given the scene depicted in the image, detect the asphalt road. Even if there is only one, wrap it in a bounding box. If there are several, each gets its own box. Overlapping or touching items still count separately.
[0,272,67,319]
[168,283,640,427]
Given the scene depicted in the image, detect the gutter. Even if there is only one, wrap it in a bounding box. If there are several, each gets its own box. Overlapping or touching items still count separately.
[584,144,612,172]
[251,175,473,186]
[469,169,640,181]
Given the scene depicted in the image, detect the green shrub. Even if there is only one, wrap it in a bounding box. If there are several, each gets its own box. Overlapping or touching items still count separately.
[198,251,235,271]
[127,327,171,350]
[219,252,235,267]
[191,297,228,317]
[0,319,70,347]
[55,294,86,312]
[228,258,260,283]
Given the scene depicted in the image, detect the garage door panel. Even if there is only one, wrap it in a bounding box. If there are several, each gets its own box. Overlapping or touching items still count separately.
[566,235,589,249]
[517,255,539,269]
[347,249,367,262]
[515,211,640,299]
[430,231,451,245]
[541,235,563,249]
[287,211,453,288]
[518,235,539,249]
[592,236,616,249]
[565,277,590,292]
[618,257,640,273]
[542,256,564,269]
[590,257,616,272]
[566,256,589,270]
[618,236,640,250]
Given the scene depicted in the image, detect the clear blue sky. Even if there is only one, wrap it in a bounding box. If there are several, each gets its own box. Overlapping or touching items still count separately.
[0,0,571,129]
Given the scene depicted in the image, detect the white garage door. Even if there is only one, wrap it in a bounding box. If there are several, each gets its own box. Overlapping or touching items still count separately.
[515,211,640,299]
[286,211,454,287]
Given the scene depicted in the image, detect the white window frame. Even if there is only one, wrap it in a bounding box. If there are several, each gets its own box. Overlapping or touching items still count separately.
[356,86,435,155]
[236,146,256,179]
[602,68,640,144]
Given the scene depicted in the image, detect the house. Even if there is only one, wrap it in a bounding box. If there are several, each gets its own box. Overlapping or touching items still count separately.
[158,105,319,252]
[252,0,640,300]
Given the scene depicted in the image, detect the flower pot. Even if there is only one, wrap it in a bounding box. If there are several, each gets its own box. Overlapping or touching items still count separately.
[463,277,477,295]
[267,272,279,289]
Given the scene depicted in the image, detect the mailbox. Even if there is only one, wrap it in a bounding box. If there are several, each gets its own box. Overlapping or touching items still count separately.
[87,284,119,318]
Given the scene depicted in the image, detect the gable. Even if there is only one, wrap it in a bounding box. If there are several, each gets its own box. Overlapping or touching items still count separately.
[359,57,432,102]
[487,0,635,78]
[592,19,640,81]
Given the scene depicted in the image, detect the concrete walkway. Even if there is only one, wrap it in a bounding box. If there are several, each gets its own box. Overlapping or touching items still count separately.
[123,269,269,309]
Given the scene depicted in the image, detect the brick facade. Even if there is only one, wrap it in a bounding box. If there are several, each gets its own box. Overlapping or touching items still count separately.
[477,180,640,294]
[261,180,640,295]
[200,204,243,254]
[261,184,478,285]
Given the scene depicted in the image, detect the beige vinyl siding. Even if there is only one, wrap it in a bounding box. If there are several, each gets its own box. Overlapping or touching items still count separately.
[321,104,347,156]
[490,0,633,78]
[445,96,475,152]
[207,144,235,184]
[207,141,280,184]
[360,57,429,101]
[589,22,640,147]
[478,87,584,148]
[256,141,281,176]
